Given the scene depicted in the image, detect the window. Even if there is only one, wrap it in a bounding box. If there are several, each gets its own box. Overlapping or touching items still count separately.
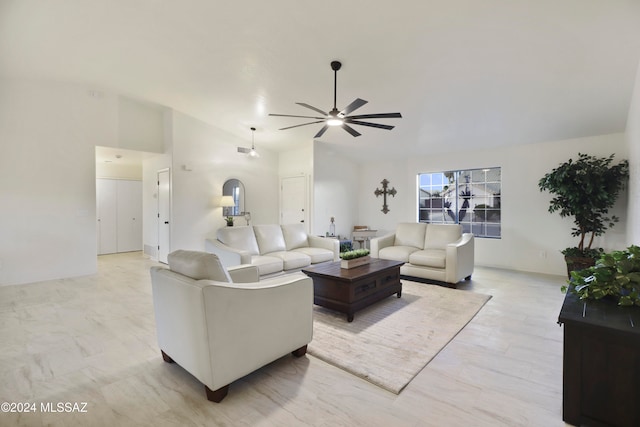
[418,167,501,238]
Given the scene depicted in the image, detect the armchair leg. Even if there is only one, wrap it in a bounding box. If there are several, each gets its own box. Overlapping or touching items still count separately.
[465,275,472,281]
[205,384,229,403]
[291,345,307,357]
[161,350,175,363]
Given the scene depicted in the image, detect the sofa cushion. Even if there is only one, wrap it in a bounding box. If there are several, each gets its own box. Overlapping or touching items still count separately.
[217,226,260,255]
[423,224,462,250]
[168,250,231,282]
[378,245,419,263]
[253,224,287,255]
[281,223,309,250]
[409,249,446,269]
[394,222,427,249]
[292,247,334,264]
[266,251,311,270]
[250,255,284,276]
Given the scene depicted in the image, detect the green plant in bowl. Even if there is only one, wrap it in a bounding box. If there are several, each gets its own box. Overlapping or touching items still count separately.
[340,249,370,260]
[564,245,640,307]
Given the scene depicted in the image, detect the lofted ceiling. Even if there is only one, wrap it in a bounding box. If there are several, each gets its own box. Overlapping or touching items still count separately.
[1,0,640,163]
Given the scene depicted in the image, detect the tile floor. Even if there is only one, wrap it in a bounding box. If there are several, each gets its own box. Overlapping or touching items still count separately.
[0,252,571,426]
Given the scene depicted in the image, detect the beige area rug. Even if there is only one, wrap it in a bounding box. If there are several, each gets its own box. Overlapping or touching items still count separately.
[307,281,491,394]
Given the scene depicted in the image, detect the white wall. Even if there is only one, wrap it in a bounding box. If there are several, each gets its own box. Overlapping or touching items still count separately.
[279,143,313,177]
[2,75,635,285]
[357,133,628,276]
[357,159,415,237]
[96,162,143,180]
[117,96,165,153]
[0,78,280,285]
[626,60,640,245]
[168,111,280,252]
[0,78,168,285]
[0,79,117,285]
[312,142,360,238]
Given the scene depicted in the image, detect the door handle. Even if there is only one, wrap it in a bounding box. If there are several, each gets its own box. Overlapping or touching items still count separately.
[164,221,169,224]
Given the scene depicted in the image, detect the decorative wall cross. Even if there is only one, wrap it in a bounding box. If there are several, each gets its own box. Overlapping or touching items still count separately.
[374,179,397,214]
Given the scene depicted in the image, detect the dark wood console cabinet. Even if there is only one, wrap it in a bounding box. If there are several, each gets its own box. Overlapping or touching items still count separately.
[558,292,640,427]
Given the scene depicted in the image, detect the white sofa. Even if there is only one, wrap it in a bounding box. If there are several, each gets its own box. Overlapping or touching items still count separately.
[150,250,313,402]
[205,224,339,277]
[370,223,474,286]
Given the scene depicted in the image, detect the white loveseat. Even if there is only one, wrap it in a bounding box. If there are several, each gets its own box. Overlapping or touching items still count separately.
[370,223,474,286]
[205,223,339,277]
[150,250,313,402]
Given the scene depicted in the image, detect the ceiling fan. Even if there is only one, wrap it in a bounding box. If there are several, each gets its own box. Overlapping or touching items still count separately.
[269,61,402,138]
[237,127,259,158]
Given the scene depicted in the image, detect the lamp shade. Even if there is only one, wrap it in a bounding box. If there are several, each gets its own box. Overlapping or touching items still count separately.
[220,196,235,207]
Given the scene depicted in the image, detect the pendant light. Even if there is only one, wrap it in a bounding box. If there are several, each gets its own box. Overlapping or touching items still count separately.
[248,127,259,158]
[237,127,260,158]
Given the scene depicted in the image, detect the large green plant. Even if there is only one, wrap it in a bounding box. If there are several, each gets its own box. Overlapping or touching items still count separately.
[538,153,629,256]
[564,245,640,306]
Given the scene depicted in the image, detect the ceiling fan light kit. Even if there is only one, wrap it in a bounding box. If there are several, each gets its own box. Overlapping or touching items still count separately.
[269,60,402,138]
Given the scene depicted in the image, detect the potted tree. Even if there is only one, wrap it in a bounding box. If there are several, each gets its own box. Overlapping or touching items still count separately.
[538,153,629,277]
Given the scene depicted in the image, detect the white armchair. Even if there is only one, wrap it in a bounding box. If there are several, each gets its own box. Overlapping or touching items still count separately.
[370,223,474,286]
[150,250,313,402]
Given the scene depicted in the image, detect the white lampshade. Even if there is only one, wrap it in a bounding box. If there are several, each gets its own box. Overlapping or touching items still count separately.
[220,196,235,207]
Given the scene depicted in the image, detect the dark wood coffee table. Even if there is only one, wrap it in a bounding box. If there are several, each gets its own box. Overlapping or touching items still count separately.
[302,259,404,322]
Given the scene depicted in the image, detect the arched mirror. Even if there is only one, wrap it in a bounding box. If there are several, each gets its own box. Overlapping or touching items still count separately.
[222,179,245,217]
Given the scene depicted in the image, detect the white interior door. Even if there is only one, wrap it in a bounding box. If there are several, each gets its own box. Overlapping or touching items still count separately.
[97,178,117,255]
[116,180,142,252]
[157,169,171,264]
[281,176,307,230]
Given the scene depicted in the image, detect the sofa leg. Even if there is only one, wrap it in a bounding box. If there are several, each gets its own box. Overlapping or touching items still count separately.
[161,350,175,363]
[465,275,472,281]
[291,345,307,357]
[205,384,229,403]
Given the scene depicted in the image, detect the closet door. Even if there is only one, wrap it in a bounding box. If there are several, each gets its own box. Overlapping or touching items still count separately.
[116,180,143,252]
[97,179,117,255]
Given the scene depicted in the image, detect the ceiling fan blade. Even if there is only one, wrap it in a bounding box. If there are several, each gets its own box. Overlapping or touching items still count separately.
[346,120,395,130]
[314,125,329,138]
[279,120,326,131]
[340,98,368,115]
[237,147,250,153]
[296,103,328,116]
[347,112,402,120]
[269,113,325,120]
[342,123,362,137]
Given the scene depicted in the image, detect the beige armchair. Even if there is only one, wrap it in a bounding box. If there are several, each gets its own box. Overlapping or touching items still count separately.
[150,250,313,402]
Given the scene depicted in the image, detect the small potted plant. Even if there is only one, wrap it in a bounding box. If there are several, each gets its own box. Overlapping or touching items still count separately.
[564,245,640,307]
[340,249,370,269]
[225,216,234,227]
[538,153,629,277]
